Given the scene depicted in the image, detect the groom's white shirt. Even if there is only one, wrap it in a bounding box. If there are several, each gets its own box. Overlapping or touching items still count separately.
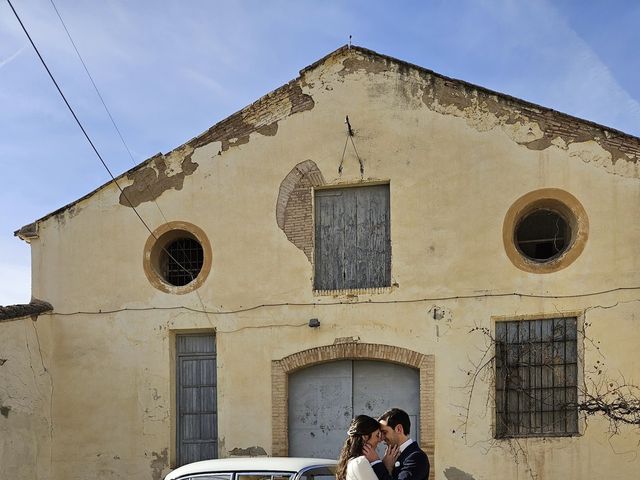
[398,438,414,453]
[370,438,414,467]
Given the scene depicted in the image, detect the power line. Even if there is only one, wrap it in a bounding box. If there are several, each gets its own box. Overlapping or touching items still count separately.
[8,0,205,297]
[47,0,169,225]
[6,0,155,238]
[45,0,205,289]
[48,0,135,166]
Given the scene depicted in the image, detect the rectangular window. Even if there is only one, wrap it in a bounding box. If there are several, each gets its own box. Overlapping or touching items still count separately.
[176,334,217,466]
[237,475,292,480]
[314,184,391,290]
[495,317,578,438]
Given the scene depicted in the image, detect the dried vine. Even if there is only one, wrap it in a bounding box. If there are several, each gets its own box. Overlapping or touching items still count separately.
[458,313,640,479]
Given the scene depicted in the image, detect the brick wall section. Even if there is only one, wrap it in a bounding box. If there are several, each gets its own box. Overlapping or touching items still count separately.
[508,103,640,161]
[272,343,435,479]
[276,160,325,261]
[189,81,314,152]
[423,71,640,166]
[271,362,288,456]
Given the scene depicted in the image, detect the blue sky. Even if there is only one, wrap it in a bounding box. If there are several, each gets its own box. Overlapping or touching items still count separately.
[1,0,639,305]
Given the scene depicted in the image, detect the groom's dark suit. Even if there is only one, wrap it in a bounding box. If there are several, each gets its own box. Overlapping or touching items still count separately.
[372,441,430,480]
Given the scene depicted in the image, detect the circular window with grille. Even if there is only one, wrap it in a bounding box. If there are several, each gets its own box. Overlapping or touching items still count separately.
[143,222,212,294]
[503,189,588,273]
[160,236,204,286]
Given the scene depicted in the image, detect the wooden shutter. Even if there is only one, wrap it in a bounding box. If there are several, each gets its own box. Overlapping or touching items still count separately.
[176,334,217,465]
[314,184,390,290]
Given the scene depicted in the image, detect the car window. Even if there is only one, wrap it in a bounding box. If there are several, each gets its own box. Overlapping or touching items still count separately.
[298,466,337,480]
[237,474,292,480]
[186,475,232,480]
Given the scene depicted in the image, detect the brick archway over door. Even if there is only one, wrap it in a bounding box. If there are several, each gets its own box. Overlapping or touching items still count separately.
[271,343,434,468]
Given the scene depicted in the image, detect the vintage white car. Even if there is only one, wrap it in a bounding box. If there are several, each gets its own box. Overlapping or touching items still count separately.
[164,457,337,480]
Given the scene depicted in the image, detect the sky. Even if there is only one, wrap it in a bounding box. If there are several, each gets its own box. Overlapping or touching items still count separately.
[1,0,639,305]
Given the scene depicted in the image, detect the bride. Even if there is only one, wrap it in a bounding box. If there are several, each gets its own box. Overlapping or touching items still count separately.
[336,415,382,480]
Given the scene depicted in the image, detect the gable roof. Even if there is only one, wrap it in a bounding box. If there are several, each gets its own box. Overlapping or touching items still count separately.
[15,45,640,238]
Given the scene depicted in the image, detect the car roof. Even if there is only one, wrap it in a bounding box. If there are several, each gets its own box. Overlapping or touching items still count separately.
[165,457,337,480]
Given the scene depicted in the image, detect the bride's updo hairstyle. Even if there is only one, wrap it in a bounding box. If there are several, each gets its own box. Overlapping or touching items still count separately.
[336,415,380,480]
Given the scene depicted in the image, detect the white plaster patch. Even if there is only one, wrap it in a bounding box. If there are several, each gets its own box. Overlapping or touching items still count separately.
[502,121,545,144]
[163,154,182,176]
[614,156,638,177]
[192,140,221,162]
[465,108,500,132]
[568,140,612,169]
[551,136,568,149]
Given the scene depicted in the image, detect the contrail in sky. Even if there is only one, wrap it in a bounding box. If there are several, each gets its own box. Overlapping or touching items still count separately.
[0,44,26,70]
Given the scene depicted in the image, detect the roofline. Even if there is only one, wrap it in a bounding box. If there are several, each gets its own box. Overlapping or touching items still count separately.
[16,44,640,235]
[341,45,640,143]
[0,299,53,322]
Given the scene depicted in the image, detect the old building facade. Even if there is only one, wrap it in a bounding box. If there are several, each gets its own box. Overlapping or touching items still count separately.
[2,46,640,479]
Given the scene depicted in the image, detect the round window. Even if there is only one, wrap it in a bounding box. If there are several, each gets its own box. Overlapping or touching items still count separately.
[503,189,588,273]
[160,236,204,286]
[143,222,212,294]
[515,209,571,262]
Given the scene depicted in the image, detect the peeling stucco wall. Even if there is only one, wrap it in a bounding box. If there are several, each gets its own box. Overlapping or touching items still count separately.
[150,448,169,480]
[189,82,313,153]
[228,446,267,456]
[119,147,198,207]
[117,82,314,209]
[337,48,640,179]
[276,160,325,260]
[0,316,52,480]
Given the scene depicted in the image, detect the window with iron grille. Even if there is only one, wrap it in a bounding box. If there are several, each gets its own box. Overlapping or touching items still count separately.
[314,184,391,291]
[161,237,204,286]
[495,317,579,438]
[143,222,211,294]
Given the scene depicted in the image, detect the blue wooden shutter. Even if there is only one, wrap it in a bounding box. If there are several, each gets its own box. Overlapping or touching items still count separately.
[176,334,217,465]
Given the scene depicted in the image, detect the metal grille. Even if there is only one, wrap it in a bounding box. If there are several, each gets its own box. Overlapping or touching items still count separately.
[161,237,204,286]
[495,317,578,437]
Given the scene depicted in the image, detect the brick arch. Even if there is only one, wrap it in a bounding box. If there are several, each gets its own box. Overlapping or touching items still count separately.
[275,160,325,261]
[271,342,435,464]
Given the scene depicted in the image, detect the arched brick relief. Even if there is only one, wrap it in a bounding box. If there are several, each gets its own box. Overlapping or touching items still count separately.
[271,342,435,472]
[276,160,325,260]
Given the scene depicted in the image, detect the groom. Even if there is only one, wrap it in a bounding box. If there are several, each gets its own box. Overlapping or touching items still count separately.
[363,408,430,480]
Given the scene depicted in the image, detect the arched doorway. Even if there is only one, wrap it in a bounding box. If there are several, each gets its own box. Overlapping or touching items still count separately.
[271,342,434,462]
[288,360,420,458]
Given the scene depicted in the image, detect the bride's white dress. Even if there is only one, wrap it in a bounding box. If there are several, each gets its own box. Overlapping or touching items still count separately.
[346,456,379,480]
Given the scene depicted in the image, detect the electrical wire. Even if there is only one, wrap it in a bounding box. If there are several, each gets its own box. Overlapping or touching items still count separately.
[8,0,206,301]
[7,0,155,237]
[38,285,640,317]
[47,0,169,225]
